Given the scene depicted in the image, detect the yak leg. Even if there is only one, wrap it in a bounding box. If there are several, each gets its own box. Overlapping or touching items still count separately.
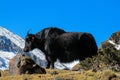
[46,55,56,69]
[51,61,55,69]
[46,56,51,69]
[46,61,51,69]
[46,56,56,69]
[46,61,54,69]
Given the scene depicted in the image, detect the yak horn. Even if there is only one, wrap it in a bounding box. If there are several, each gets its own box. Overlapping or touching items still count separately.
[27,29,31,35]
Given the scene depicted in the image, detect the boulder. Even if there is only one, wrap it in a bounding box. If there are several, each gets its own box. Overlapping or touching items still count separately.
[9,53,21,75]
[9,53,46,75]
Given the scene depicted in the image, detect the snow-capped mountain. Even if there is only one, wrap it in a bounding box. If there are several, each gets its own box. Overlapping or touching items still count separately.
[0,26,79,70]
[0,26,24,70]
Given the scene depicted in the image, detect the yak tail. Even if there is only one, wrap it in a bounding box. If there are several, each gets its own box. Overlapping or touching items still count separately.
[88,33,98,55]
[80,33,98,56]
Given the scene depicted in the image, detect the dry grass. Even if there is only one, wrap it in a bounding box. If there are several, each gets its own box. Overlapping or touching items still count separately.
[0,69,120,80]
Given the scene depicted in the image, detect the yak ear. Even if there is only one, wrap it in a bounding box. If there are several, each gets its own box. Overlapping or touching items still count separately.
[31,36,35,42]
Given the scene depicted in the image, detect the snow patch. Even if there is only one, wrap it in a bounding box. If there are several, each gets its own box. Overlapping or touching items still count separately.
[115,45,120,50]
[0,26,25,49]
[108,40,120,50]
[55,60,79,70]
[0,51,16,70]
[108,40,116,45]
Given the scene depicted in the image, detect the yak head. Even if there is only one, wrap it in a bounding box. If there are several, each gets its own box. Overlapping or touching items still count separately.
[24,33,37,52]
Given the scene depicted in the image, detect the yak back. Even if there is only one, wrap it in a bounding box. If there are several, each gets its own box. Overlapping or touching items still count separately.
[49,32,98,62]
[35,27,66,40]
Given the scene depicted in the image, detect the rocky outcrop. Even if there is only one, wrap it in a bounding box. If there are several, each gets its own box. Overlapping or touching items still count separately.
[9,53,21,75]
[9,53,46,75]
[109,31,120,44]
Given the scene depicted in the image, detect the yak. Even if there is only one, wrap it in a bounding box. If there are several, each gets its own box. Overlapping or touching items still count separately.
[24,27,98,69]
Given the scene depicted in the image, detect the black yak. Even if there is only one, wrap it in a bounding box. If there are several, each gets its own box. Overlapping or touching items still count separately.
[24,27,98,69]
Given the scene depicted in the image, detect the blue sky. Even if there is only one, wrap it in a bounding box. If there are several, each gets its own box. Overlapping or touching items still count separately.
[0,0,120,47]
